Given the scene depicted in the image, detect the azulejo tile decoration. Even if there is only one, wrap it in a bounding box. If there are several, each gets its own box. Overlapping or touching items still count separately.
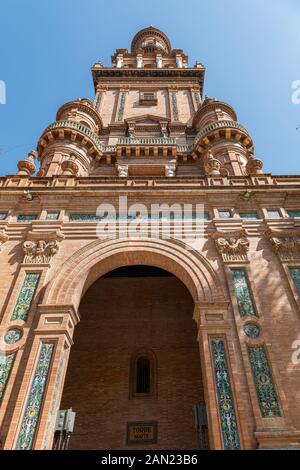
[171,92,179,121]
[10,273,41,321]
[244,324,260,339]
[290,268,300,296]
[0,352,16,401]
[117,92,126,122]
[4,328,23,344]
[210,338,241,450]
[16,343,55,450]
[231,269,256,317]
[247,345,281,418]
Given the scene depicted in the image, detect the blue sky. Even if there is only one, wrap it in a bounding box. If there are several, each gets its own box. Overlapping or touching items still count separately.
[0,0,299,175]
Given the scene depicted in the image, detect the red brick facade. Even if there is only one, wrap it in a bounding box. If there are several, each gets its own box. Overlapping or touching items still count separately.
[0,27,300,450]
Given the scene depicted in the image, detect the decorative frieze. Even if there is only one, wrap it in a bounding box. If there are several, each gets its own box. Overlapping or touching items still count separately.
[231,269,256,317]
[247,345,281,418]
[10,273,41,321]
[22,230,64,265]
[210,339,241,450]
[213,230,249,263]
[0,353,15,401]
[265,228,300,261]
[16,343,55,450]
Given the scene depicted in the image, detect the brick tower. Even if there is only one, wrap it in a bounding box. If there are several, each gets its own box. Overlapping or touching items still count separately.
[0,27,300,450]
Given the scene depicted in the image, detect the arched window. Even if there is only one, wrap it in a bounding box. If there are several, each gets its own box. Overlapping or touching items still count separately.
[136,357,150,393]
[130,350,157,399]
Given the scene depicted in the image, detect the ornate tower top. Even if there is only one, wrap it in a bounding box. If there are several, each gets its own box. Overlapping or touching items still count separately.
[35,27,261,179]
[130,26,172,54]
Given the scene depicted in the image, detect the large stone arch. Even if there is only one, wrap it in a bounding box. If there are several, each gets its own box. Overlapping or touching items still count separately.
[43,237,226,311]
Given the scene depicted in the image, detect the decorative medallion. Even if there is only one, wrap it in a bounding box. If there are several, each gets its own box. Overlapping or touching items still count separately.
[16,343,55,450]
[244,323,260,339]
[10,273,41,321]
[4,328,23,344]
[247,345,281,418]
[0,352,15,401]
[231,269,256,317]
[210,338,241,450]
[213,230,249,262]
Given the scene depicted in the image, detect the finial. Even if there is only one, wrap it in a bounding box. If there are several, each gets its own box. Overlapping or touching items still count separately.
[17,150,36,176]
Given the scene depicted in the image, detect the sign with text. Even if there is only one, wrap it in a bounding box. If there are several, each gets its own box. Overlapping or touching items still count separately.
[127,421,158,445]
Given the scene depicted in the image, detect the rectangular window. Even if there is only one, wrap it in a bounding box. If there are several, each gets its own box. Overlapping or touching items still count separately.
[288,211,300,219]
[46,212,60,221]
[247,345,281,418]
[17,214,38,222]
[267,210,281,218]
[231,269,256,317]
[139,91,157,105]
[239,212,259,220]
[290,268,300,296]
[0,212,8,220]
[219,210,232,219]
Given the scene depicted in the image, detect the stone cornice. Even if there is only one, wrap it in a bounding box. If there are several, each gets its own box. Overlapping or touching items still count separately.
[26,230,65,242]
[92,67,205,93]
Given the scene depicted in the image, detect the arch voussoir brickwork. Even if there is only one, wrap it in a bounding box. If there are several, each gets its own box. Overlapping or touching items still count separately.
[43,237,226,310]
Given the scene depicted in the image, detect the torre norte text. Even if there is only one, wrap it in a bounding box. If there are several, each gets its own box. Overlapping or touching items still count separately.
[1,27,300,450]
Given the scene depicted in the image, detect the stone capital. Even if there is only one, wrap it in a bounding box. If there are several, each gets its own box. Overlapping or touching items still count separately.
[212,229,249,263]
[22,230,64,265]
[265,228,300,261]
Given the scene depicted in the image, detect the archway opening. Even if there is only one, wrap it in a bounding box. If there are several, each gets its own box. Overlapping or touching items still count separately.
[60,265,208,450]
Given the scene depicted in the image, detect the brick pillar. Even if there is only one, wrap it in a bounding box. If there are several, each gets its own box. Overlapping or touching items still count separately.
[3,305,79,450]
[194,302,253,450]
